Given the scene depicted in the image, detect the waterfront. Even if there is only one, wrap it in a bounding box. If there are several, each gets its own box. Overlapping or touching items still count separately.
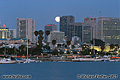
[0,62,120,80]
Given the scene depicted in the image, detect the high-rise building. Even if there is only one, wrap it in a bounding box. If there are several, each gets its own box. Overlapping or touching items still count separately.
[17,18,35,42]
[60,16,75,40]
[67,23,82,41]
[44,24,57,41]
[82,24,92,43]
[98,17,120,44]
[8,29,16,39]
[84,17,98,39]
[48,31,65,43]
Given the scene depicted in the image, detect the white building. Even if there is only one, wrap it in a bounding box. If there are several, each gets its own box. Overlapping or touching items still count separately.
[17,18,35,42]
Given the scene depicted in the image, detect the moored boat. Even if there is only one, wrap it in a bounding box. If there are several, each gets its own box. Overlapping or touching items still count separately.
[0,58,16,64]
[72,58,104,62]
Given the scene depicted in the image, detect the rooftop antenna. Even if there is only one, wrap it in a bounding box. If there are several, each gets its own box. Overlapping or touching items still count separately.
[0,16,1,26]
[0,10,2,26]
[99,11,102,17]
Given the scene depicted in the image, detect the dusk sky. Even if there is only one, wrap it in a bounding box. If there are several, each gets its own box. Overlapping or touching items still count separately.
[0,0,119,31]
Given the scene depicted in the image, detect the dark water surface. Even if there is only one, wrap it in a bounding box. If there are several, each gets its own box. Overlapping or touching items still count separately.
[0,62,120,80]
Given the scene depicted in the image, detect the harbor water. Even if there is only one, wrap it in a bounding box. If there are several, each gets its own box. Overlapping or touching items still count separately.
[0,62,120,80]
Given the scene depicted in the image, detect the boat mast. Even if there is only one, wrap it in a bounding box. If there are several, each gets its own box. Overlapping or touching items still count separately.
[27,20,28,59]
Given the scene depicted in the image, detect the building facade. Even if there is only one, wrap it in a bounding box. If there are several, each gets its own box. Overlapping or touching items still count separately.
[82,24,92,43]
[17,18,35,42]
[60,16,75,40]
[44,24,57,41]
[8,29,16,39]
[68,23,82,41]
[84,17,98,39]
[0,27,8,39]
[98,17,120,44]
[48,31,65,43]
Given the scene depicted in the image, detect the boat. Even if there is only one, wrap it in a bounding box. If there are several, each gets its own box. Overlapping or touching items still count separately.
[72,57,104,62]
[24,59,35,63]
[103,55,110,62]
[109,59,115,62]
[0,58,16,64]
[15,58,25,63]
[23,28,35,63]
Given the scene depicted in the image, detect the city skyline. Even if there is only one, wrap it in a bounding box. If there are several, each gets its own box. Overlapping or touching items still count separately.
[0,0,119,31]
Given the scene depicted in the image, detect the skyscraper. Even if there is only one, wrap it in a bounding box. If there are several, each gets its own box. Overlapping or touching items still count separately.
[60,16,75,40]
[82,24,92,43]
[98,17,120,44]
[68,23,82,41]
[84,17,98,39]
[44,24,57,41]
[17,18,35,42]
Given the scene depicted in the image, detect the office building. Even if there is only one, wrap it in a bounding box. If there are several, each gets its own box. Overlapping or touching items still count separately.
[84,17,98,39]
[48,31,65,43]
[8,29,16,38]
[98,17,120,44]
[60,16,75,40]
[68,23,82,41]
[44,24,57,41]
[82,24,92,43]
[17,18,35,42]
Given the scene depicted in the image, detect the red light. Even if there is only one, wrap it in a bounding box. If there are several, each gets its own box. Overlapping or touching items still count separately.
[46,25,51,26]
[94,18,96,20]
[3,24,5,27]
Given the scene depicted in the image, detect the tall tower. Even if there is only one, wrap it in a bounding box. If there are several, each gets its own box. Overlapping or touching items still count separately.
[84,17,98,39]
[60,16,75,40]
[17,18,35,42]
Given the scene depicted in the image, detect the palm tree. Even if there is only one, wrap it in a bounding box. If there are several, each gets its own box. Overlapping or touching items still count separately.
[110,44,114,50]
[52,40,56,49]
[34,31,38,44]
[101,44,105,56]
[45,30,50,43]
[66,40,71,48]
[38,30,44,55]
[38,30,44,37]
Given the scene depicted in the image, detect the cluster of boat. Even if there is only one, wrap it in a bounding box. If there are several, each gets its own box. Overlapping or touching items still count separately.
[72,55,120,62]
[0,55,120,64]
[0,55,36,64]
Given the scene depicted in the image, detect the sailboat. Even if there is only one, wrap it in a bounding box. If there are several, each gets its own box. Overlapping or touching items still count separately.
[24,25,35,63]
[0,55,16,64]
